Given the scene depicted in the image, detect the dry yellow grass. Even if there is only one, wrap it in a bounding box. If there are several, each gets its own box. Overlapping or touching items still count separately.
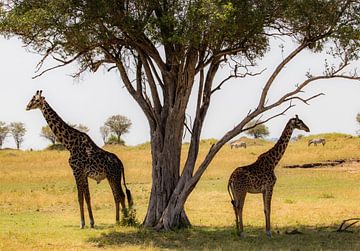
[1,133,360,250]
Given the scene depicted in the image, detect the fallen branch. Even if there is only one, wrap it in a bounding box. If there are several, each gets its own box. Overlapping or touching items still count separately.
[337,218,360,232]
[283,158,360,169]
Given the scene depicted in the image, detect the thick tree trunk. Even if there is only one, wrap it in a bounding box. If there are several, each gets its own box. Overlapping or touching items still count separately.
[143,113,191,229]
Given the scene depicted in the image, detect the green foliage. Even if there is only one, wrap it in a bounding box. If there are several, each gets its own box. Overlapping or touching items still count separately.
[45,143,66,151]
[245,120,270,139]
[120,208,140,227]
[106,134,125,146]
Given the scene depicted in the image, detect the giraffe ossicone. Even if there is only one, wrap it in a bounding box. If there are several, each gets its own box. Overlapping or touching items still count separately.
[26,90,133,228]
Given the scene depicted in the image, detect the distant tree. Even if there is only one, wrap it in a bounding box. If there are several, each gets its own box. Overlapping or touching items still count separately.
[69,123,90,133]
[0,121,9,149]
[105,115,132,144]
[245,120,270,139]
[100,125,110,145]
[9,122,26,149]
[295,134,304,141]
[76,124,90,134]
[356,113,360,135]
[106,134,125,146]
[40,125,57,145]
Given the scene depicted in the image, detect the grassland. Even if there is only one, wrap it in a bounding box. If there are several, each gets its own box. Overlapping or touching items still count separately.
[1,133,360,250]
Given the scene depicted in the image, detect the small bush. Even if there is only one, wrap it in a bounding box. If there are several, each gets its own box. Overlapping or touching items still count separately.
[121,208,140,227]
[46,144,65,151]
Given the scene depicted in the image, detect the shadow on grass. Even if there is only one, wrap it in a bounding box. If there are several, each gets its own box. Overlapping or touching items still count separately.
[87,224,360,250]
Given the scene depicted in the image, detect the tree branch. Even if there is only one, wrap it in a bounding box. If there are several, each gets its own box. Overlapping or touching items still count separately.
[258,42,308,108]
[32,51,85,79]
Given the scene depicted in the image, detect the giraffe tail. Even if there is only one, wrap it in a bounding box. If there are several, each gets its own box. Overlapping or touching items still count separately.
[121,166,134,208]
[227,181,235,207]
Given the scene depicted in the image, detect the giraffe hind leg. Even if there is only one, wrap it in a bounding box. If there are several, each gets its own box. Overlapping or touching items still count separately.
[232,191,247,238]
[108,176,126,223]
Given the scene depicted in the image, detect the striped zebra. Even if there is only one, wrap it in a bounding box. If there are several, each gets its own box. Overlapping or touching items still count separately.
[230,141,247,149]
[308,138,326,146]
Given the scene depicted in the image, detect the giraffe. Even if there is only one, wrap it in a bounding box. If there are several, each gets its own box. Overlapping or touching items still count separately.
[227,115,309,237]
[26,90,133,228]
[308,138,326,146]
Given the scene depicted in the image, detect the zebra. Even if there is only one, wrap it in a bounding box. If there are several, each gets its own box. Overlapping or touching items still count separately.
[230,141,247,149]
[308,138,326,146]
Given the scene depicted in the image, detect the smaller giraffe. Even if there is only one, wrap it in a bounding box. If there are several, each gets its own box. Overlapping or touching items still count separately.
[26,90,133,228]
[228,115,309,237]
[230,141,247,149]
[308,138,326,146]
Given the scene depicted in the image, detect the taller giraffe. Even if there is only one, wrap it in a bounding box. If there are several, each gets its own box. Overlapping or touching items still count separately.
[26,90,133,228]
[228,115,309,237]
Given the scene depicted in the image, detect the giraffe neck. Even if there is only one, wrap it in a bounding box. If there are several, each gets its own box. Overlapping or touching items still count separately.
[262,120,294,169]
[40,101,78,150]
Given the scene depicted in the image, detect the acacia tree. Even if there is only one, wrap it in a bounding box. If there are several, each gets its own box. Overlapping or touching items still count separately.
[1,1,359,230]
[40,125,57,145]
[105,115,132,144]
[0,121,9,149]
[100,125,111,145]
[69,123,90,133]
[9,122,26,150]
[245,120,270,139]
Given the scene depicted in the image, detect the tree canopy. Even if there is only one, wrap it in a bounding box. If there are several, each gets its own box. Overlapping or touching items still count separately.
[1,0,359,230]
[9,122,26,150]
[245,120,270,139]
[104,115,132,144]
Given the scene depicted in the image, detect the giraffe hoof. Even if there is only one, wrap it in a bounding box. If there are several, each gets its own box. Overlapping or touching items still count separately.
[266,231,272,238]
[80,220,85,229]
[90,220,95,228]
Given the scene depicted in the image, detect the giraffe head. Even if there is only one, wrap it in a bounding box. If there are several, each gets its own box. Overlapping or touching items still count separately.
[290,115,310,132]
[26,90,45,111]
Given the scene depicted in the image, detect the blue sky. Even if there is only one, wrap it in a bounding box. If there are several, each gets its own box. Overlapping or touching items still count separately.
[0,37,359,150]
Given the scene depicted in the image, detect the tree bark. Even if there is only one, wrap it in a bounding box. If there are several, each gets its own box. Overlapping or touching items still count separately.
[143,111,191,229]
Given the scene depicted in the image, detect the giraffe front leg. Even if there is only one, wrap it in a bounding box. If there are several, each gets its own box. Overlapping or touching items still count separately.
[83,178,95,228]
[263,188,273,238]
[75,182,85,229]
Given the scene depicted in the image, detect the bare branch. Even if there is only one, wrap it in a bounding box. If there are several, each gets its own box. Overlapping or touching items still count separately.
[258,43,308,108]
[242,103,295,132]
[211,68,265,95]
[32,52,84,79]
[337,218,360,232]
[138,51,163,113]
[284,93,325,105]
